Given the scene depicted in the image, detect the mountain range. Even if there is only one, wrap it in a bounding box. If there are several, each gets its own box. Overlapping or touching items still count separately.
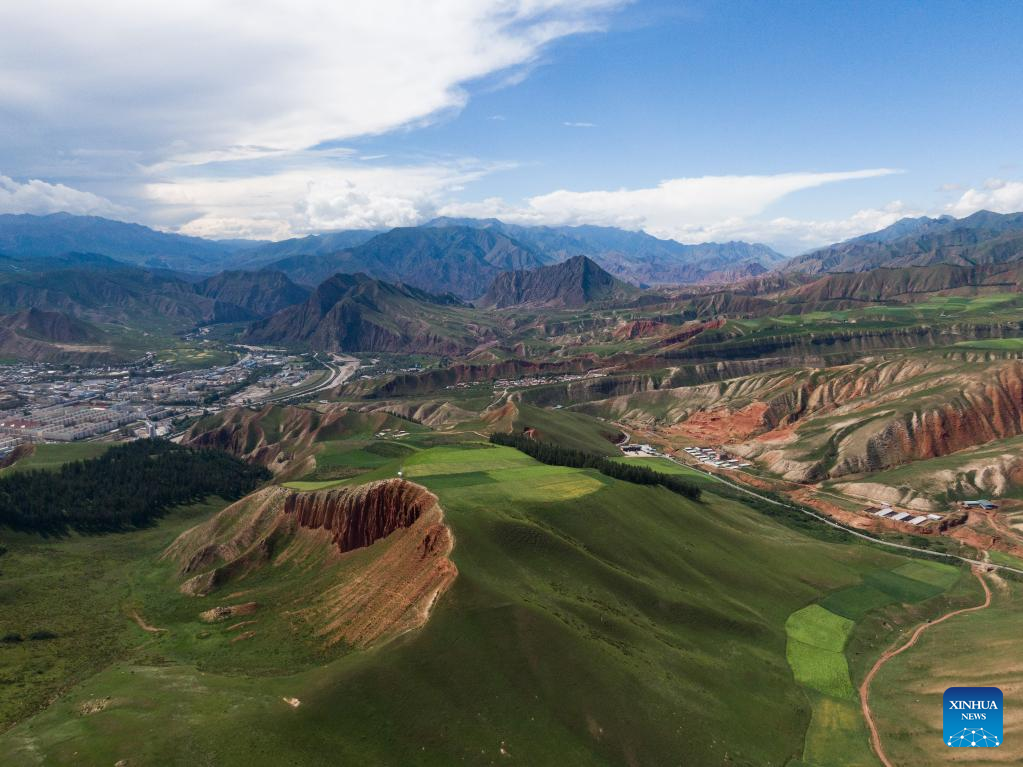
[423,217,787,285]
[0,253,309,330]
[0,307,112,363]
[262,225,546,298]
[0,213,255,272]
[0,213,789,293]
[784,210,1023,274]
[243,272,493,355]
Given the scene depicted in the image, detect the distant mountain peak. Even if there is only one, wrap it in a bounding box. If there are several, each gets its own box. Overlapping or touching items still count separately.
[480,254,637,308]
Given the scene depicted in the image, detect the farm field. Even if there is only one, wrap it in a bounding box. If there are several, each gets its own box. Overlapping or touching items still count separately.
[785,559,972,767]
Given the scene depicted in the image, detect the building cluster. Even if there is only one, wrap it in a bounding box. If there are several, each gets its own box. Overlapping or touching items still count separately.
[621,443,662,457]
[0,348,296,455]
[682,446,752,470]
[870,505,943,527]
[491,371,607,391]
[0,402,170,442]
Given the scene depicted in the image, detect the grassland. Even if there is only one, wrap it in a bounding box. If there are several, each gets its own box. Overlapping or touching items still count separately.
[0,442,113,474]
[155,343,237,371]
[0,498,229,729]
[864,574,1022,764]
[0,438,1000,766]
[513,402,623,456]
[0,440,947,766]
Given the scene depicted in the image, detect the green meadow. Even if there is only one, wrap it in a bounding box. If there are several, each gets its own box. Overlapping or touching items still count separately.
[0,442,113,474]
[0,441,981,766]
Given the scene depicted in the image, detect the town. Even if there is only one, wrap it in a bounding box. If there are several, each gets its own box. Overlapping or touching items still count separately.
[0,347,309,454]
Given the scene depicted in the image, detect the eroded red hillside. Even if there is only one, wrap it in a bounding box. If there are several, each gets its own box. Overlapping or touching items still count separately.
[164,479,456,648]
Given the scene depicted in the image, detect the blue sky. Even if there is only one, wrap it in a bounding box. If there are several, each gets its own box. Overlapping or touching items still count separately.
[1,1,1021,251]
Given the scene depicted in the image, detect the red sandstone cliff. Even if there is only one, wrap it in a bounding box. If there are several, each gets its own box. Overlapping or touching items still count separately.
[283,480,436,554]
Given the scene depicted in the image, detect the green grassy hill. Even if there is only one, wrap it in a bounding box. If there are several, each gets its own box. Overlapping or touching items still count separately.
[0,441,979,766]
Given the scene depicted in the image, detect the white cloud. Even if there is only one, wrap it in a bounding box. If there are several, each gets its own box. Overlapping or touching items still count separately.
[147,160,499,240]
[0,1,622,161]
[0,1,626,238]
[0,174,122,217]
[0,3,925,253]
[946,178,1023,217]
[689,202,926,253]
[440,169,900,245]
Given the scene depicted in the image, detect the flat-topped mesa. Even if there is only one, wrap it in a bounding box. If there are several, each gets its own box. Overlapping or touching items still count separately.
[164,478,456,648]
[283,479,437,554]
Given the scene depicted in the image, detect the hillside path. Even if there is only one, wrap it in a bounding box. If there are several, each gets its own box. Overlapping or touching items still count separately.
[859,568,992,767]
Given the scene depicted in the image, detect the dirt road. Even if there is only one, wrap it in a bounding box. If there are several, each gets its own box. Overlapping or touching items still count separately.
[858,568,993,767]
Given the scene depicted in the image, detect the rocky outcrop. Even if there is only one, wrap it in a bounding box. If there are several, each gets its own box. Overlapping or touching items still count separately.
[613,319,672,340]
[283,480,436,554]
[181,404,398,477]
[723,359,1023,485]
[350,354,604,398]
[835,363,1023,475]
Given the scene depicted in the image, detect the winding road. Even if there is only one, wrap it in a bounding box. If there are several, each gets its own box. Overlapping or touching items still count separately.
[858,568,993,767]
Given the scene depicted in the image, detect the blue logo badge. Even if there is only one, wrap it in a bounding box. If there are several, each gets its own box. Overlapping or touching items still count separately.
[944,687,1002,747]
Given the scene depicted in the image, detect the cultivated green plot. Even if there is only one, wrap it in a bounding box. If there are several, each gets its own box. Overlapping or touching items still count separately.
[484,465,605,501]
[799,691,877,767]
[863,569,945,603]
[892,560,961,589]
[786,605,854,652]
[786,639,856,700]
[401,443,531,477]
[281,478,349,491]
[819,584,895,620]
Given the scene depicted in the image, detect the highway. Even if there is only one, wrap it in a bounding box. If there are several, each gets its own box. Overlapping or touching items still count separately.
[261,353,360,404]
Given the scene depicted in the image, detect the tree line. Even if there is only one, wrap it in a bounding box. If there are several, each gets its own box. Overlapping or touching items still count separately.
[0,439,270,535]
[490,432,701,501]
